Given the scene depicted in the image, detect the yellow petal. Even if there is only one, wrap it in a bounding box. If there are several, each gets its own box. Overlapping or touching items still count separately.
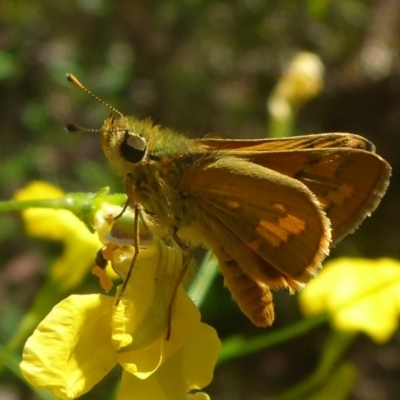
[116,322,220,400]
[15,181,64,201]
[20,294,117,399]
[300,258,400,343]
[48,232,101,292]
[171,322,220,393]
[110,235,198,364]
[14,181,101,291]
[160,288,202,361]
[14,181,75,241]
[117,288,201,379]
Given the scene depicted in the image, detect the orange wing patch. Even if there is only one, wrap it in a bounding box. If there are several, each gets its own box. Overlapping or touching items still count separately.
[253,211,306,249]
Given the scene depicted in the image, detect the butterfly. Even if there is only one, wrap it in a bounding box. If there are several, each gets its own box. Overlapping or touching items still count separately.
[67,73,391,326]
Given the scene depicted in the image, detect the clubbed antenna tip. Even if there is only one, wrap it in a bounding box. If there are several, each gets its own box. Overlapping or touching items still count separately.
[66,73,124,117]
[65,123,80,132]
[66,73,84,89]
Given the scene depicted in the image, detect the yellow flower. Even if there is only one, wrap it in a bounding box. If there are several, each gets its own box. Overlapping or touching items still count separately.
[14,181,101,291]
[299,258,400,343]
[20,218,221,399]
[268,52,324,118]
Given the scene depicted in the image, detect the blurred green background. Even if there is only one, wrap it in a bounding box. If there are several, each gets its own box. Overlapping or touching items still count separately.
[1,0,399,399]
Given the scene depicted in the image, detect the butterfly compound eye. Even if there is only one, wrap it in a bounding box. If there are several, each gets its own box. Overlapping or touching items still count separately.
[120,131,147,163]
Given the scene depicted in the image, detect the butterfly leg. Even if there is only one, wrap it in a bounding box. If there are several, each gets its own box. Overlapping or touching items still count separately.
[163,230,193,340]
[114,173,136,220]
[115,201,140,305]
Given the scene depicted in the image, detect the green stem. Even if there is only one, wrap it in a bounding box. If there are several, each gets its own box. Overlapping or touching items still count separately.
[188,251,218,308]
[0,190,127,231]
[267,106,295,138]
[0,198,68,212]
[218,312,328,364]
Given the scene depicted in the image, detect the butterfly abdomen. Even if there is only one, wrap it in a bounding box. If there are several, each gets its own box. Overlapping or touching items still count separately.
[219,257,275,327]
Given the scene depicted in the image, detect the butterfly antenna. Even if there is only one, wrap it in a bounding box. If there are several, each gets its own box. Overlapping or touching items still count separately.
[66,73,124,117]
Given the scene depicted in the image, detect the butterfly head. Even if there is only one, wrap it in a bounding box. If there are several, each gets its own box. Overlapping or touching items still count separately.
[100,114,150,175]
